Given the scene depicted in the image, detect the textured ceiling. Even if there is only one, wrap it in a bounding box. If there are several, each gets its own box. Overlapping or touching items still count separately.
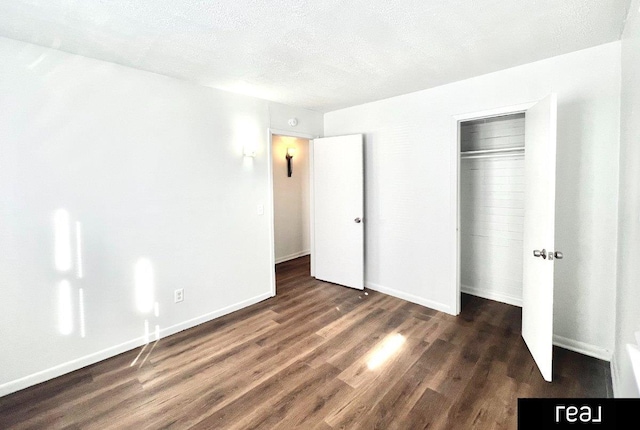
[0,1,631,112]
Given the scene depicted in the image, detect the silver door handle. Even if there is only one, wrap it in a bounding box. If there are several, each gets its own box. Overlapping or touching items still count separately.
[354,217,362,223]
[533,249,547,259]
[554,251,563,259]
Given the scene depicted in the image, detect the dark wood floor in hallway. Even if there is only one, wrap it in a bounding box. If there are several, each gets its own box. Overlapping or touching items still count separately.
[0,256,611,429]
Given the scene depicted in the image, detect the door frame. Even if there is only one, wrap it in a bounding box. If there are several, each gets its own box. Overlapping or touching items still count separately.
[267,128,318,297]
[451,101,536,315]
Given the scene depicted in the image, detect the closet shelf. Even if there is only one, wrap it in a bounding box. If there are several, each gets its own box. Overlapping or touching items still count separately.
[460,146,524,159]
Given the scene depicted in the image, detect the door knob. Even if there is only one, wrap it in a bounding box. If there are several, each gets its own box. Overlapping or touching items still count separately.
[354,217,362,223]
[533,249,547,259]
[554,251,563,259]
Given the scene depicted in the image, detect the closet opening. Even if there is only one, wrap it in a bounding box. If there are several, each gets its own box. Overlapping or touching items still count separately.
[458,112,526,310]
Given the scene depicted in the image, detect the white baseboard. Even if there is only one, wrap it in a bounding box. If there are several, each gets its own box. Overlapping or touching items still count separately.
[364,282,611,362]
[459,287,611,362]
[1,287,611,398]
[158,292,272,339]
[461,284,522,307]
[365,281,452,314]
[275,250,310,264]
[553,334,612,361]
[0,338,146,399]
[0,291,272,398]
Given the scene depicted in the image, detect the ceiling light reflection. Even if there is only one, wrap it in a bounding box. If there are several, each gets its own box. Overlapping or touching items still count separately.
[58,280,73,335]
[135,258,155,313]
[367,333,406,370]
[130,343,148,367]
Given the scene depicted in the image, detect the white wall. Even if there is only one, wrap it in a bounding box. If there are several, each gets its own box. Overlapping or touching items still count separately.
[325,42,621,360]
[0,36,322,396]
[614,0,640,398]
[272,135,310,263]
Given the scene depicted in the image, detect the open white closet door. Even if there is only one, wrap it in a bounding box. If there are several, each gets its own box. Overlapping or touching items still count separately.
[522,93,560,382]
[312,134,364,290]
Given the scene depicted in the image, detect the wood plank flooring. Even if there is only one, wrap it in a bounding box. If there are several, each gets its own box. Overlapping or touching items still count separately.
[0,256,612,429]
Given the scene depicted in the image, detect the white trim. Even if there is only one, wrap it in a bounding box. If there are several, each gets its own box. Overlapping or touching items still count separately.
[552,334,613,362]
[270,128,318,140]
[611,353,621,397]
[158,292,271,338]
[267,128,317,296]
[309,138,315,277]
[0,292,272,397]
[452,101,536,122]
[461,284,522,307]
[450,116,460,315]
[0,339,144,398]
[267,129,277,297]
[365,281,452,315]
[275,250,310,264]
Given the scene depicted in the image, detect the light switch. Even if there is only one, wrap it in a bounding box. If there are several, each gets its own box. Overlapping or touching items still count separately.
[257,204,264,215]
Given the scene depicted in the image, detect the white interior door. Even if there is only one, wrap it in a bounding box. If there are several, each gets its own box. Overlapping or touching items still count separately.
[313,134,364,290]
[522,93,558,382]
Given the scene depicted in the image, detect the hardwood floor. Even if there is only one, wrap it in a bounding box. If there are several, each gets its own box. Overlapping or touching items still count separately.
[0,256,611,429]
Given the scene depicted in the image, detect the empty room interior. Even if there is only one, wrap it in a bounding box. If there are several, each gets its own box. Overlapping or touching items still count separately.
[1,1,639,428]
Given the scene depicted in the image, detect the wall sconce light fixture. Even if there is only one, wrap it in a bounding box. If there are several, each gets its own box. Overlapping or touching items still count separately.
[286,147,295,177]
[243,145,256,157]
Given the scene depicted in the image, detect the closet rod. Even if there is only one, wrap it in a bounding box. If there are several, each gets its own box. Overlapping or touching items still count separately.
[460,152,524,160]
[460,146,524,160]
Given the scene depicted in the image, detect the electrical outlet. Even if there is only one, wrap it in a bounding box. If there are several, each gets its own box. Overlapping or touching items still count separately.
[174,288,184,303]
